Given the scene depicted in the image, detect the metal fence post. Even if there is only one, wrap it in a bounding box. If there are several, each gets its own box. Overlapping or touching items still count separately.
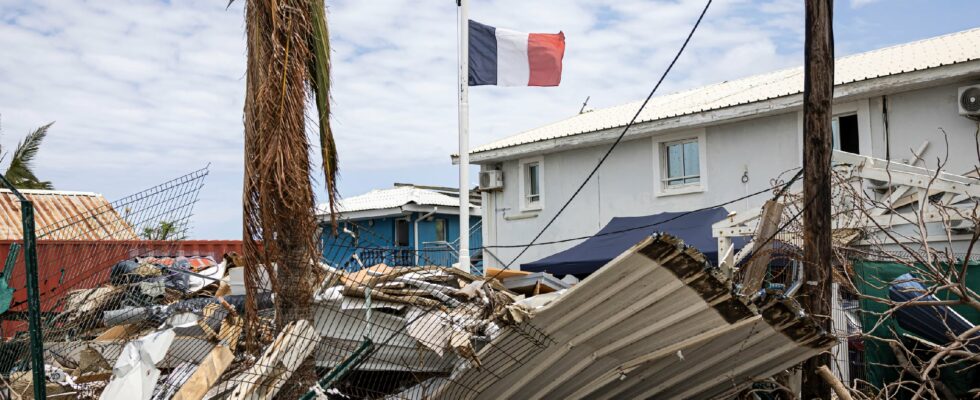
[0,175,46,399]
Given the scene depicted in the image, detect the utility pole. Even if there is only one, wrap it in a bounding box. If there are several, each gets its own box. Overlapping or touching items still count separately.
[801,0,834,399]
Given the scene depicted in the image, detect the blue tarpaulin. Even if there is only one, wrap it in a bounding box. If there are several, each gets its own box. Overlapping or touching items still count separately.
[522,207,736,277]
[889,273,979,352]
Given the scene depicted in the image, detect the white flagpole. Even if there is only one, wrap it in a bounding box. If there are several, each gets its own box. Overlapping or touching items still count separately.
[457,0,471,272]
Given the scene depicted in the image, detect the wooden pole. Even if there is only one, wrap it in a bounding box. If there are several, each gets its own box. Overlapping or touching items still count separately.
[801,0,834,399]
[817,365,853,400]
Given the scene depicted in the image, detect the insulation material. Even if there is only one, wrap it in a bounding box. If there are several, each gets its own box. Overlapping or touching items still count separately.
[100,329,176,400]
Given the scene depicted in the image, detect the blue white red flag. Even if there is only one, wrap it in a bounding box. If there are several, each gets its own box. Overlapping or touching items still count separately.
[468,20,565,87]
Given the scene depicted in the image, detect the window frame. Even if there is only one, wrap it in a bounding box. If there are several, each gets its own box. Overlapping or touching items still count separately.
[394,219,410,247]
[518,156,545,212]
[832,113,860,154]
[796,99,872,162]
[433,218,447,242]
[653,129,707,197]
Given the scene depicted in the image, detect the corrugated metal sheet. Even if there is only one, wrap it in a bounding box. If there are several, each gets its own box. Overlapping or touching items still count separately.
[470,27,980,156]
[0,189,137,240]
[318,185,476,215]
[433,234,836,399]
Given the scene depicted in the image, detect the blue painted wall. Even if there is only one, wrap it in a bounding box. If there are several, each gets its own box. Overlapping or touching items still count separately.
[321,212,482,269]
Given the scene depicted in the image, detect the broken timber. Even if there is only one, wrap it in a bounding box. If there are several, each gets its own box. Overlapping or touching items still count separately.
[737,199,785,298]
[228,319,320,400]
[172,343,234,400]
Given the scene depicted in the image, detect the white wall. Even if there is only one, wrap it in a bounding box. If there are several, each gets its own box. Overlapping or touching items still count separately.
[481,79,980,269]
[869,82,980,173]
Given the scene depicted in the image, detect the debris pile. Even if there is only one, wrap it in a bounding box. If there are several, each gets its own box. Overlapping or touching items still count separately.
[0,253,531,399]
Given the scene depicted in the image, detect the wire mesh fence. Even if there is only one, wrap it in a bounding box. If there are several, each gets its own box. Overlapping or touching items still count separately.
[0,165,550,399]
[0,167,209,398]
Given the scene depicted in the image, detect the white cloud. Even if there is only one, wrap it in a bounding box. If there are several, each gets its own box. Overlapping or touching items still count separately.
[850,0,882,8]
[0,0,920,238]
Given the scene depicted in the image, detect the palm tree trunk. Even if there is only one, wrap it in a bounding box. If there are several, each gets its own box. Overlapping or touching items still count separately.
[242,0,323,394]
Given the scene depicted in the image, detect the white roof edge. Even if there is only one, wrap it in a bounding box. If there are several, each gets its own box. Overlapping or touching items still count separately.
[460,59,980,164]
[459,27,980,163]
[315,185,478,217]
[315,203,482,220]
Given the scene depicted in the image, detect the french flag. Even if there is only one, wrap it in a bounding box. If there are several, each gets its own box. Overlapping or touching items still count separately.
[469,20,565,87]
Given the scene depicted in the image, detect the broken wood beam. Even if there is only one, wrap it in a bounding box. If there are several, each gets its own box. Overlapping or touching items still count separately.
[737,200,785,298]
[816,365,852,400]
[172,344,234,400]
[228,319,320,400]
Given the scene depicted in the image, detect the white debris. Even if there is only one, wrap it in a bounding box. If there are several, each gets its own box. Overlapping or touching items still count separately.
[100,329,176,400]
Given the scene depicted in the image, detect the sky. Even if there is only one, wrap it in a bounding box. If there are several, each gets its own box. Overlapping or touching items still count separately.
[0,0,977,239]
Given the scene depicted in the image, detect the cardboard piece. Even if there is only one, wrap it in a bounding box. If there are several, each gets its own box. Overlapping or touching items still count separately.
[95,324,143,342]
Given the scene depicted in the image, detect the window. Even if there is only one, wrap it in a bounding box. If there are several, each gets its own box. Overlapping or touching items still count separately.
[518,156,544,211]
[663,139,700,187]
[653,130,706,196]
[832,114,860,154]
[434,218,447,242]
[526,163,541,203]
[394,219,409,247]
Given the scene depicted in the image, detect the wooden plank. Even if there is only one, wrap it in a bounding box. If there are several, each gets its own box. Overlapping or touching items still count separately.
[484,267,531,281]
[738,200,784,298]
[227,319,320,400]
[172,344,234,400]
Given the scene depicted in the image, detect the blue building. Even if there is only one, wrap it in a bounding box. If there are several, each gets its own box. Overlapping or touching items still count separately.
[317,184,482,272]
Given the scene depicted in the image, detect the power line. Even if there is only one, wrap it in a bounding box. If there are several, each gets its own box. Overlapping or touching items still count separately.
[495,0,715,273]
[478,167,804,251]
[485,183,771,250]
[345,0,719,378]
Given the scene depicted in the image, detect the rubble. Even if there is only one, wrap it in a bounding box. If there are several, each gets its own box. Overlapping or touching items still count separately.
[0,234,837,399]
[0,252,526,399]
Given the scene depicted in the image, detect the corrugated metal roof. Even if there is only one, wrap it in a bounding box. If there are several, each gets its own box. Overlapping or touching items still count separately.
[317,185,476,215]
[470,27,980,156]
[0,189,137,240]
[432,234,836,399]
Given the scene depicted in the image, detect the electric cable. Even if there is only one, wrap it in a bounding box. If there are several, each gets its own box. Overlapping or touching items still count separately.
[493,0,714,274]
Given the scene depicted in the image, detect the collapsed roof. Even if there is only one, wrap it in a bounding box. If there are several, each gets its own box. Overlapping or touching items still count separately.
[431,234,836,399]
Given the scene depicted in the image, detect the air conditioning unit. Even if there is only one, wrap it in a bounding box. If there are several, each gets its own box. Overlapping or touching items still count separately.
[479,170,504,191]
[958,85,980,119]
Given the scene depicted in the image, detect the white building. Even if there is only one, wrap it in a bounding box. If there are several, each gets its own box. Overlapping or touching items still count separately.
[457,28,980,269]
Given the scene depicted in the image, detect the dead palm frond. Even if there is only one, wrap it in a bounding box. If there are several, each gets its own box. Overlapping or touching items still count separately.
[3,122,54,190]
[238,0,338,394]
[309,0,340,229]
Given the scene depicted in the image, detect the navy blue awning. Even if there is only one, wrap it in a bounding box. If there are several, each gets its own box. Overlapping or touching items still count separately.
[522,207,737,277]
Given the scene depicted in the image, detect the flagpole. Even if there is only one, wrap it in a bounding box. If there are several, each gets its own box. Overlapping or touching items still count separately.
[457,0,471,273]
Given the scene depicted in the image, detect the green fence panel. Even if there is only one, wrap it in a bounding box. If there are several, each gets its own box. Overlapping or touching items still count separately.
[852,260,979,397]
